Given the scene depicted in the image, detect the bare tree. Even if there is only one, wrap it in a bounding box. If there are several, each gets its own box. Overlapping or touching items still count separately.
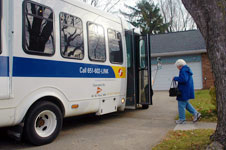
[80,0,121,13]
[158,0,196,32]
[182,0,226,149]
[82,0,99,7]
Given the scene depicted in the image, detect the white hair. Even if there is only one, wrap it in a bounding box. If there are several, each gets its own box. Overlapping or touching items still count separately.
[175,59,186,67]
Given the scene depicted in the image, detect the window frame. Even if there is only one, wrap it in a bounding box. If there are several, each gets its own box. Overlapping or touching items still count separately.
[59,12,84,60]
[22,1,55,56]
[87,21,106,62]
[107,28,123,64]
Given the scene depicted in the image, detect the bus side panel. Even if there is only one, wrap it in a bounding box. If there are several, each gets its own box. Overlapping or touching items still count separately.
[0,108,15,127]
[0,0,10,100]
[12,86,69,125]
[4,0,128,127]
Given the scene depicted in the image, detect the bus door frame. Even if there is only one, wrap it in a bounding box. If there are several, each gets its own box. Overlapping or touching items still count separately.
[0,0,13,99]
[125,30,152,109]
[138,34,152,106]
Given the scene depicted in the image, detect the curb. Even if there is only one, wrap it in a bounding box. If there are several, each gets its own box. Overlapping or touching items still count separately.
[174,122,217,131]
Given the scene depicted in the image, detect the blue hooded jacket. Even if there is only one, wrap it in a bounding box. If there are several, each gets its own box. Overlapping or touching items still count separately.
[174,65,195,101]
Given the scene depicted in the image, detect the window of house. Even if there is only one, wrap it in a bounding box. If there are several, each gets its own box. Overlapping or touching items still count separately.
[60,12,84,59]
[108,29,123,64]
[87,22,106,61]
[23,1,54,56]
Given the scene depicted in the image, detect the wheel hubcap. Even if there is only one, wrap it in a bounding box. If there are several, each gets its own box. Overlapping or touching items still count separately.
[34,110,57,138]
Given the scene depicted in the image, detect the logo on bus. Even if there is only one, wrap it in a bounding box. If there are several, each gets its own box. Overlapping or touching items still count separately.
[118,69,123,77]
[97,87,102,94]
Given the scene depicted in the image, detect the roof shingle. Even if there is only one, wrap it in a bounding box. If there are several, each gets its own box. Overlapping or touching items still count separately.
[150,30,206,54]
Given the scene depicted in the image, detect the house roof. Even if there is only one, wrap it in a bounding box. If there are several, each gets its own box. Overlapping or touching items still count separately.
[150,30,206,57]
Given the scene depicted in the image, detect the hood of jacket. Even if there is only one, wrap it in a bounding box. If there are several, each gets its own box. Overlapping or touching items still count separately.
[181,65,193,76]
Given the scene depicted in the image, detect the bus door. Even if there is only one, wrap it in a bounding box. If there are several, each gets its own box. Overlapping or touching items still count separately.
[125,30,152,109]
[138,35,152,109]
[0,0,10,99]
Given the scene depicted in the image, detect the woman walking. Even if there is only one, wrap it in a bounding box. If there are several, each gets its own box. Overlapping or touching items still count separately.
[173,59,201,124]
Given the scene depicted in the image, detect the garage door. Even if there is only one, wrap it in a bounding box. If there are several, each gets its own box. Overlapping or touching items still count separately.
[152,62,203,90]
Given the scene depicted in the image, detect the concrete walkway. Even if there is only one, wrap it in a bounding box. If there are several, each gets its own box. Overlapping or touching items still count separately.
[174,121,217,131]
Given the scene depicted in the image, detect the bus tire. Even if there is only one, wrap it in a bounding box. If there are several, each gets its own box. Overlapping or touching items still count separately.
[142,104,149,109]
[24,101,63,145]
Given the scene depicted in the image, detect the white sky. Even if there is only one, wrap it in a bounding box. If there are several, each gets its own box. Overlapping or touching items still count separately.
[108,0,161,17]
[78,0,195,31]
[121,0,137,6]
[117,0,159,9]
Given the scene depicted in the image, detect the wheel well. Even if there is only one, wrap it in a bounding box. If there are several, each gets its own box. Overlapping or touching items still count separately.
[24,96,65,121]
[39,96,65,115]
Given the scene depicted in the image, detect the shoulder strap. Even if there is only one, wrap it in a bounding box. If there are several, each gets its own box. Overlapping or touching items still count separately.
[170,80,177,88]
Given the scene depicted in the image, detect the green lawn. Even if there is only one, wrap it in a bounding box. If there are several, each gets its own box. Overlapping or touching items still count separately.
[152,129,214,150]
[152,90,217,150]
[177,90,217,122]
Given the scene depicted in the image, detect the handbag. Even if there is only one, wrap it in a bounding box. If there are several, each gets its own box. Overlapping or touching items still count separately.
[169,80,181,97]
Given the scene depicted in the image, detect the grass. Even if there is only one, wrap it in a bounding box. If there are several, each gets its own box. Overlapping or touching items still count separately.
[152,129,215,150]
[152,90,217,150]
[177,90,217,122]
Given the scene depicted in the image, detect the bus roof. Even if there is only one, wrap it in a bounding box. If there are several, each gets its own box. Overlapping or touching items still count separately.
[60,0,140,33]
[61,0,121,23]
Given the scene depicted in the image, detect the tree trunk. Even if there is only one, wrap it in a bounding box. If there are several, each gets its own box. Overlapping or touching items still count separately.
[181,0,226,148]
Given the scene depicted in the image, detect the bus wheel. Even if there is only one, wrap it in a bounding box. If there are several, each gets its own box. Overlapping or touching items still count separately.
[24,101,63,145]
[142,104,149,109]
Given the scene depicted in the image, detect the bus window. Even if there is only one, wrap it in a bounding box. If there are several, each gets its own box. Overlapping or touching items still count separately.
[23,1,54,56]
[60,12,84,59]
[126,33,132,68]
[0,0,2,54]
[87,22,106,62]
[108,29,123,64]
[139,39,147,69]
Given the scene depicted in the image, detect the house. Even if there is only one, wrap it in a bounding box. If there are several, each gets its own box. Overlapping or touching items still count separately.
[150,30,214,90]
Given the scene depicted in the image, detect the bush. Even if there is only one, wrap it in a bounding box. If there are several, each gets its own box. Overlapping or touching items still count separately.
[209,86,217,110]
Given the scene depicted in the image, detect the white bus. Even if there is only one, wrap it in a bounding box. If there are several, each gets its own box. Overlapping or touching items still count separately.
[0,0,152,145]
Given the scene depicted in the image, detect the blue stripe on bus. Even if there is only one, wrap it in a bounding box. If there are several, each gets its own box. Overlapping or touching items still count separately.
[0,56,116,78]
[0,56,9,77]
[12,57,116,78]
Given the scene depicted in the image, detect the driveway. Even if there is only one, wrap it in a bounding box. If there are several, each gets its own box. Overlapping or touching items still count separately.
[0,91,178,150]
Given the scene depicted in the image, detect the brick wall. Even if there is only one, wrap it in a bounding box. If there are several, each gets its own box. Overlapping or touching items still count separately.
[201,53,214,89]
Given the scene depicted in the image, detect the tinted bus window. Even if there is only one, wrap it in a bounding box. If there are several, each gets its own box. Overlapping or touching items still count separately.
[139,39,147,69]
[23,2,54,55]
[108,29,123,64]
[87,22,106,61]
[60,12,84,59]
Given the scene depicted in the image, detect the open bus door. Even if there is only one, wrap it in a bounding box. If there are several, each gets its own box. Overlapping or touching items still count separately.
[125,30,153,109]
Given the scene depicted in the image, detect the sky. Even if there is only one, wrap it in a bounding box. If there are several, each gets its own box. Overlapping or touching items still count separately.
[78,0,195,31]
[78,0,161,14]
[110,0,160,18]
